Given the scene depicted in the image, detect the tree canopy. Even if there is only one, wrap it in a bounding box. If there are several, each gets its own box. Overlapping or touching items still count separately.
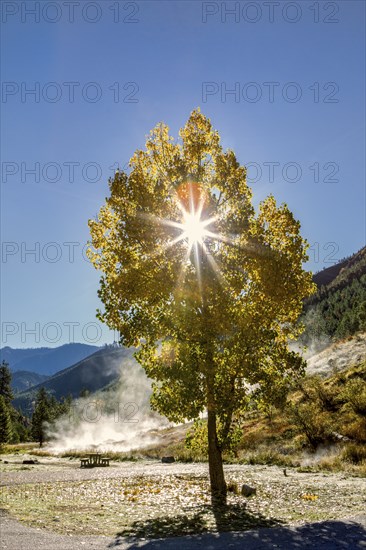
[88,109,315,504]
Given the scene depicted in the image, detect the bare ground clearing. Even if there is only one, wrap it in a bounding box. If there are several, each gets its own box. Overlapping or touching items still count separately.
[0,456,365,541]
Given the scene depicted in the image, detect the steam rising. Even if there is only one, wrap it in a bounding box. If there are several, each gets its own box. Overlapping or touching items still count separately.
[46,330,365,454]
[46,356,170,453]
[294,332,366,377]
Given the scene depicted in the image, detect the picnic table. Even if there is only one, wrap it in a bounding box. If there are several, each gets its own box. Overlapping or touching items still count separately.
[80,453,111,468]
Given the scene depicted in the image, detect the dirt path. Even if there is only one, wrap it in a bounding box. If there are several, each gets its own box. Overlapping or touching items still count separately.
[0,509,109,549]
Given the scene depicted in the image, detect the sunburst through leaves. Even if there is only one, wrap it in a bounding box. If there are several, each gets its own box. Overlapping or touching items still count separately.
[155,182,224,289]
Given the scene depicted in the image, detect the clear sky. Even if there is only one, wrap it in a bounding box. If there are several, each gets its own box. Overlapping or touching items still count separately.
[1,0,365,348]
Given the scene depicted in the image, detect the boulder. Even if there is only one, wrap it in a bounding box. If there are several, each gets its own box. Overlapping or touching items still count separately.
[161,456,175,463]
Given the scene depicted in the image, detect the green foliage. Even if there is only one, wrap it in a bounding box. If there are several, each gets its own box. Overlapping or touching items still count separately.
[185,418,243,457]
[0,395,13,446]
[185,419,208,456]
[287,362,366,451]
[30,389,73,447]
[341,377,366,416]
[252,371,299,422]
[31,388,52,447]
[0,361,13,404]
[9,407,30,444]
[287,401,334,449]
[0,361,31,444]
[299,376,341,413]
[288,377,338,449]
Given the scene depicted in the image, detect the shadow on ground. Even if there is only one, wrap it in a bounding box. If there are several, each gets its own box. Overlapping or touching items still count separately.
[109,513,366,550]
[109,504,282,545]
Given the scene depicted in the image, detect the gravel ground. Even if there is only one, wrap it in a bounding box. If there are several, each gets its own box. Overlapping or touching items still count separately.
[0,456,364,487]
[1,457,366,548]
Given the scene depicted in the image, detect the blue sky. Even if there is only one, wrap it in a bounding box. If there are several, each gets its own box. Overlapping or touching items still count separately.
[1,0,365,348]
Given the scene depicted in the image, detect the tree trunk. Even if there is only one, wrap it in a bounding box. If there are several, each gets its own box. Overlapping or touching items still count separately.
[205,340,227,507]
[207,405,227,506]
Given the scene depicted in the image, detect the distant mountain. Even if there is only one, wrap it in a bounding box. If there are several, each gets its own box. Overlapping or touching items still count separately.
[313,258,352,288]
[12,345,134,414]
[313,246,366,289]
[0,343,101,376]
[11,371,49,394]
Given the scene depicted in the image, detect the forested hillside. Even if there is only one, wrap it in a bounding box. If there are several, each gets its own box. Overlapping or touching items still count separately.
[11,371,49,394]
[301,246,366,344]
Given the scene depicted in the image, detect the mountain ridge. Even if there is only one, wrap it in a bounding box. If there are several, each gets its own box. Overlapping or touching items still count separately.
[312,246,365,289]
[0,343,101,376]
[12,345,135,413]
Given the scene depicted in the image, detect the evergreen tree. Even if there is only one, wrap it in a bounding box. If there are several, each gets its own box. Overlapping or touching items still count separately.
[58,395,73,416]
[31,388,51,447]
[0,395,12,446]
[0,361,13,404]
[10,408,30,443]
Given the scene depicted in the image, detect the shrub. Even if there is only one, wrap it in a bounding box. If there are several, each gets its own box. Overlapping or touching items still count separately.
[287,402,334,449]
[341,443,366,464]
[300,376,341,412]
[242,449,295,467]
[341,377,366,416]
[343,419,366,443]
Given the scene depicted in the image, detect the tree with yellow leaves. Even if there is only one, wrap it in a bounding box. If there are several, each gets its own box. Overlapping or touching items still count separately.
[88,109,315,505]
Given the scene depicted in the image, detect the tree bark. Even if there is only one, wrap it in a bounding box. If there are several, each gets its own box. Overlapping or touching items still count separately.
[207,399,227,506]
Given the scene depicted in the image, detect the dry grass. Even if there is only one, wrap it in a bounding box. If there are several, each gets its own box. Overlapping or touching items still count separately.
[0,443,39,455]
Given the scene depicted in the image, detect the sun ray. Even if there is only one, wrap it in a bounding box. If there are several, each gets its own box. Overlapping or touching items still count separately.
[134,185,231,293]
[193,240,203,294]
[201,241,225,284]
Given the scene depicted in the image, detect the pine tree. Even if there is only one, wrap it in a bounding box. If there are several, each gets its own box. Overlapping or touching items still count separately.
[0,395,12,446]
[31,388,51,447]
[0,361,13,405]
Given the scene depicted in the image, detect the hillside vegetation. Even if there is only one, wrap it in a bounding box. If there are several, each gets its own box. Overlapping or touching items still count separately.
[11,371,49,394]
[301,246,366,344]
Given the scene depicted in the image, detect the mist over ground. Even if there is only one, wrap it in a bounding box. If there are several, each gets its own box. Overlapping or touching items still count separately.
[46,357,170,453]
